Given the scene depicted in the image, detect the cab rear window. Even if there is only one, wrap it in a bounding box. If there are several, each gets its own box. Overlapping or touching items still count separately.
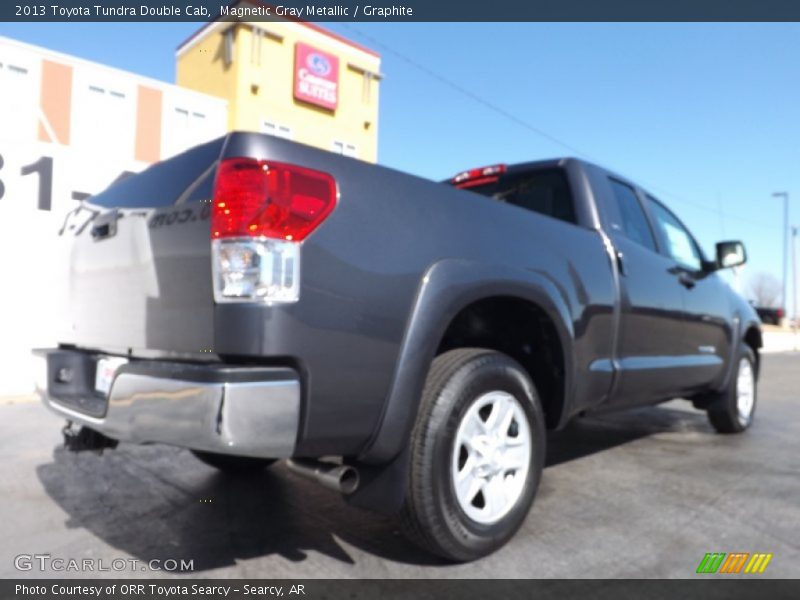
[462,168,576,224]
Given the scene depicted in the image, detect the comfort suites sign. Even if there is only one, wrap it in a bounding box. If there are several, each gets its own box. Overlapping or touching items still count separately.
[294,42,339,110]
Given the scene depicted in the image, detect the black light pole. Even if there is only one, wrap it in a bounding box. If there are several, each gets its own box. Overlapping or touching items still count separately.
[793,225,798,331]
[773,192,789,313]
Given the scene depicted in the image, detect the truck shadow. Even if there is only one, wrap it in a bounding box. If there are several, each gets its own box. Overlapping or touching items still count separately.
[546,403,708,467]
[36,404,708,571]
[36,444,437,571]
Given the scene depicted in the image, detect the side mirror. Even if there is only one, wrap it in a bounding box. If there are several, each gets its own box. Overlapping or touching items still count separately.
[716,240,747,269]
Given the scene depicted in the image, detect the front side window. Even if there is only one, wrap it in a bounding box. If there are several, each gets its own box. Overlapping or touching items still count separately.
[646,196,703,271]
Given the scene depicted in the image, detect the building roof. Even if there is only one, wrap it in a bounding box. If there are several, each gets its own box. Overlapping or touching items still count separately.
[176,1,380,59]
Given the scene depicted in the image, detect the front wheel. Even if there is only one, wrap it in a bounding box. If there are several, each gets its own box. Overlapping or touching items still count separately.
[400,348,546,562]
[706,345,758,433]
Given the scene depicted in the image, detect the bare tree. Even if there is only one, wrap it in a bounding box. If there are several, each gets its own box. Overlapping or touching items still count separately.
[747,272,783,308]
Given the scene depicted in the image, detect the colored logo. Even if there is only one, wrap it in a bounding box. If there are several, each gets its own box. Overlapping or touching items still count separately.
[294,43,339,110]
[306,53,331,76]
[696,552,773,574]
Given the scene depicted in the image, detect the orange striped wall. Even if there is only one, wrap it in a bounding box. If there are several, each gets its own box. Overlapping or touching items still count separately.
[135,85,163,163]
[37,59,73,144]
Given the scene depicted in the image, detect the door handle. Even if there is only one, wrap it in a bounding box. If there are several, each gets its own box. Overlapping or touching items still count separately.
[677,272,696,289]
[616,251,626,276]
[91,209,120,241]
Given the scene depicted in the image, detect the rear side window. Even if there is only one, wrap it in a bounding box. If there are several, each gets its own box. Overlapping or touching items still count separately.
[607,179,657,252]
[465,168,577,224]
[89,137,225,208]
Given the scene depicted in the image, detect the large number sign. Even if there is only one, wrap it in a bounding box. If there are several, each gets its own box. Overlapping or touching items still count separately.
[0,147,134,211]
[293,42,339,111]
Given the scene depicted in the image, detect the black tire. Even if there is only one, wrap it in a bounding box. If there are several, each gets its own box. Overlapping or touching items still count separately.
[400,348,546,562]
[706,345,758,434]
[191,450,277,473]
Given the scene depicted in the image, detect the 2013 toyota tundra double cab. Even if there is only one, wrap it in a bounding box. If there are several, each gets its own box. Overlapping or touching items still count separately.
[35,132,762,561]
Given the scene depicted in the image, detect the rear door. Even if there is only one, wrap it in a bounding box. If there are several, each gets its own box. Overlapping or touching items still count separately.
[601,178,689,406]
[59,138,223,356]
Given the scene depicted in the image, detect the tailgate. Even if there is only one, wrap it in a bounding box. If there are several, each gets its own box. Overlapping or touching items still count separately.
[59,138,223,356]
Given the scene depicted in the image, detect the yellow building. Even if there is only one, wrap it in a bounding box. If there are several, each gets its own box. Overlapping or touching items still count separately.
[176,9,382,162]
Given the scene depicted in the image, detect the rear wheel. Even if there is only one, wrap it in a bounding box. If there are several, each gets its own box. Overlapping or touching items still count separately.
[400,348,546,562]
[191,450,277,473]
[706,345,758,433]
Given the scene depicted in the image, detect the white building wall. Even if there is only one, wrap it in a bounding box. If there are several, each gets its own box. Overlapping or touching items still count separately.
[0,36,227,395]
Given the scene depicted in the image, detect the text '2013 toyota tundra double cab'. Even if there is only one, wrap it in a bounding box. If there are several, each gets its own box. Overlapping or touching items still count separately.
[35,132,762,561]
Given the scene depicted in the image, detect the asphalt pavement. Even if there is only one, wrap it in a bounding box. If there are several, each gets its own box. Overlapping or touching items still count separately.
[1,353,798,579]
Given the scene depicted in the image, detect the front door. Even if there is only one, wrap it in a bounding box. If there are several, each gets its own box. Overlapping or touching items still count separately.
[644,196,729,390]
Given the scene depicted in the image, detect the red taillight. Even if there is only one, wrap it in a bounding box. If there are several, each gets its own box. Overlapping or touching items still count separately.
[452,164,507,189]
[777,308,784,318]
[212,158,337,241]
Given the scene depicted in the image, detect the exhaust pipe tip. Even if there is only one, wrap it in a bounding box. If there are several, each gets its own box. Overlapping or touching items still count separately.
[287,458,360,495]
[337,465,360,495]
[62,423,118,453]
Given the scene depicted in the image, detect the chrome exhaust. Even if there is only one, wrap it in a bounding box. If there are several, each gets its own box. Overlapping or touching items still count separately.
[62,422,118,453]
[286,458,360,495]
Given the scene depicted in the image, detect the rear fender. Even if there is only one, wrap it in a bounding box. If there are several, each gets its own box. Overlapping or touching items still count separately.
[358,258,574,465]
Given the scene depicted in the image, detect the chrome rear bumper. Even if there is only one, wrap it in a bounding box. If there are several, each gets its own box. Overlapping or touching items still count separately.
[34,349,301,458]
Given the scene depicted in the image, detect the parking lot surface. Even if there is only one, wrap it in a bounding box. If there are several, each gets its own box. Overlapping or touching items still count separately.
[1,353,798,579]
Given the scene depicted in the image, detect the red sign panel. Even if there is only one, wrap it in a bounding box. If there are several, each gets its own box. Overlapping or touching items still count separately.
[294,43,339,111]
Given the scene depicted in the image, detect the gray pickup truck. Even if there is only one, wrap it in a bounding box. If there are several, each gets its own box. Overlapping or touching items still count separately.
[35,132,762,561]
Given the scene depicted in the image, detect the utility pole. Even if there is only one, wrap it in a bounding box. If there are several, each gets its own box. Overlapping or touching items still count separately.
[793,225,798,332]
[773,192,789,313]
